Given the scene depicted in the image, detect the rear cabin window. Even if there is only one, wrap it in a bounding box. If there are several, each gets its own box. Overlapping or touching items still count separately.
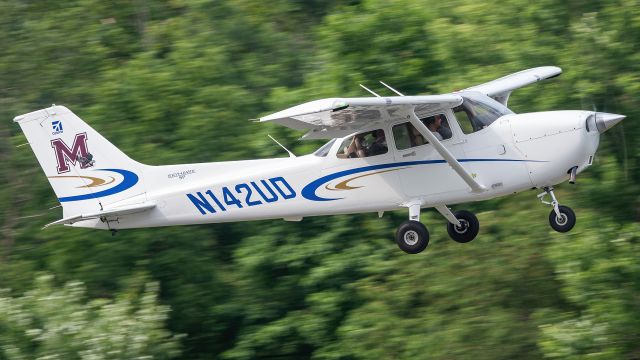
[313,139,336,157]
[392,114,452,151]
[337,129,388,158]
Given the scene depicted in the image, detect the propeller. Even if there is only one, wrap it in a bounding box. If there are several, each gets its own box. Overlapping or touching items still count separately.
[583,97,629,180]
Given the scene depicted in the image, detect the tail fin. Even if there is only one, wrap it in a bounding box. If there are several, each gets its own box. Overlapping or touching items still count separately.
[14,105,147,219]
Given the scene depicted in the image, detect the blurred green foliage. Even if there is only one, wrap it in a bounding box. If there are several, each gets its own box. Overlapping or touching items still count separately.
[0,273,181,359]
[1,0,639,359]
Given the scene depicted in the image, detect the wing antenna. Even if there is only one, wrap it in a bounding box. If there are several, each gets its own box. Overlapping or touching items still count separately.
[359,84,381,97]
[267,134,296,158]
[379,81,404,96]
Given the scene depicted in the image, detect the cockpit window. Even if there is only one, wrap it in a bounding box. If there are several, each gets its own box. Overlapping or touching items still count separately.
[337,129,388,159]
[453,91,514,134]
[392,113,453,151]
[313,139,336,157]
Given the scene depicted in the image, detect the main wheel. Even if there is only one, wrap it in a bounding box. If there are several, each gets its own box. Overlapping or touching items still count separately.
[395,220,429,254]
[549,205,576,232]
[447,210,480,243]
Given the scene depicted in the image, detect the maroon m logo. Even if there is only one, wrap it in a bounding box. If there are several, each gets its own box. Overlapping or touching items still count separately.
[51,132,92,174]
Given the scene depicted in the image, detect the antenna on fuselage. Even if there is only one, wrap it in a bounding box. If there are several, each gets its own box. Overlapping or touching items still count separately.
[379,81,404,96]
[359,84,381,97]
[267,134,296,158]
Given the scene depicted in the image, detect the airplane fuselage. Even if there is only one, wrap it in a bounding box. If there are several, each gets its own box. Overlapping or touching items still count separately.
[78,109,599,230]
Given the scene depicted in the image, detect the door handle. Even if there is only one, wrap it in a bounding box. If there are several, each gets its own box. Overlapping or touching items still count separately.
[402,151,416,157]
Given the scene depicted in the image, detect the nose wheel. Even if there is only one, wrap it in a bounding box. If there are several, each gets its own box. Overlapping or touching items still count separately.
[548,205,575,232]
[538,187,576,232]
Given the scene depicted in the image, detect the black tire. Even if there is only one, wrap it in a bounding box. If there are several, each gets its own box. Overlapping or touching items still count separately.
[549,205,576,232]
[447,210,480,243]
[395,220,429,254]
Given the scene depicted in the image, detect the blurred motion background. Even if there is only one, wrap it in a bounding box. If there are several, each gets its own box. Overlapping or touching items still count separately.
[1,0,639,358]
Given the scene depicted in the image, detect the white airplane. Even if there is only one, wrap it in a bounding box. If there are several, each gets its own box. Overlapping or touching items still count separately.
[14,66,625,253]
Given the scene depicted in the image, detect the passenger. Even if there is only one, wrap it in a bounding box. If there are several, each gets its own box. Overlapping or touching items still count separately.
[367,129,387,156]
[410,126,426,146]
[343,134,366,158]
[354,135,366,158]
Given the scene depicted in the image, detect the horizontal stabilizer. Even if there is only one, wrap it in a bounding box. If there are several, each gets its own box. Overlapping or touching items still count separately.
[44,202,156,228]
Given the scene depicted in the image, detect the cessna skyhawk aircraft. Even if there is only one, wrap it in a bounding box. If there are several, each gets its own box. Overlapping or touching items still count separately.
[14,66,626,253]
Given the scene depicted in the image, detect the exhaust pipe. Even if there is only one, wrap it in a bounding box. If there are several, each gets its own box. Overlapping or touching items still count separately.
[568,166,578,184]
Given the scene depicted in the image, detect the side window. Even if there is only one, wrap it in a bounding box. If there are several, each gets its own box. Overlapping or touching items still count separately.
[336,129,388,159]
[392,123,413,150]
[392,113,452,151]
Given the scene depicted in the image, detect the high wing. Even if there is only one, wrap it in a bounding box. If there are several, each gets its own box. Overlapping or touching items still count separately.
[463,66,562,106]
[260,95,462,139]
[261,94,486,192]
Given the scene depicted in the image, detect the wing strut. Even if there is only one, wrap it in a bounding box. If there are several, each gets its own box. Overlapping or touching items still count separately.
[407,110,487,193]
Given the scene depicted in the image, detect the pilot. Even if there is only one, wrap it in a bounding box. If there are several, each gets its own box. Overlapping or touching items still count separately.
[425,115,444,141]
[367,129,387,156]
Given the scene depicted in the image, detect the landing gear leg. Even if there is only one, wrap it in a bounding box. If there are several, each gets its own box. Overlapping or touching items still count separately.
[395,203,429,254]
[537,187,576,232]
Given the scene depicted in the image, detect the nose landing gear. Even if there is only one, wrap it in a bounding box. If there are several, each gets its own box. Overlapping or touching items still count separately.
[538,187,576,232]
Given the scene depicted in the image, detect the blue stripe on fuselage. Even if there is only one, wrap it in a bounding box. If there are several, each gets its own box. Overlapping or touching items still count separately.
[301,158,545,202]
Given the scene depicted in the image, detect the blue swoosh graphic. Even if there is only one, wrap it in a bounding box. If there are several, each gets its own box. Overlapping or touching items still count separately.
[301,158,545,202]
[58,168,139,202]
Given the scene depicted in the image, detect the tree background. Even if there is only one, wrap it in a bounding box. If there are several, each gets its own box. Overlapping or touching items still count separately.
[1,0,639,358]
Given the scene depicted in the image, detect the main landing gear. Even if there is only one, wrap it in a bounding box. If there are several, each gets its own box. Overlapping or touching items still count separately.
[446,210,480,243]
[395,204,480,254]
[537,186,576,233]
[396,220,429,254]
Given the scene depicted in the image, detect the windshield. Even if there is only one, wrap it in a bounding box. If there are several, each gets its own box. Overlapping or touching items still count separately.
[453,91,514,133]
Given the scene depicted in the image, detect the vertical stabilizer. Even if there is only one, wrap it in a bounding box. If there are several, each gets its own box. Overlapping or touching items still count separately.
[14,105,147,218]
